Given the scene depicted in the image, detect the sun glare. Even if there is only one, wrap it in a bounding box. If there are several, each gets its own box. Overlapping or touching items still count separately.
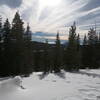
[39,0,61,9]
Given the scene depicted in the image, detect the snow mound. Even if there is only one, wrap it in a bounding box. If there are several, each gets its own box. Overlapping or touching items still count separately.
[13,76,22,86]
[0,76,22,90]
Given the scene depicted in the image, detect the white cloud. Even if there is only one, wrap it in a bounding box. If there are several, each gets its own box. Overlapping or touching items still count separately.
[0,0,100,42]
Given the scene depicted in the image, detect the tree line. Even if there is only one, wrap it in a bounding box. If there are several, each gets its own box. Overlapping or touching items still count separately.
[0,12,100,77]
[0,12,33,76]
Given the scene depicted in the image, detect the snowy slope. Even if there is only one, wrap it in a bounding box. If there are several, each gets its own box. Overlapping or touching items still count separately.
[0,71,100,100]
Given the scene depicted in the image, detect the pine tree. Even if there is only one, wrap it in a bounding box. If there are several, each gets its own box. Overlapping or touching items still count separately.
[82,35,88,68]
[10,12,25,75]
[11,12,24,41]
[53,32,62,73]
[64,22,79,71]
[96,33,100,68]
[0,16,2,41]
[76,34,81,69]
[87,28,97,68]
[76,34,80,51]
[3,19,11,44]
[23,24,33,74]
[24,23,31,41]
[2,18,11,75]
[0,16,3,75]
[88,28,97,45]
[34,48,41,71]
[42,39,50,73]
[83,34,88,45]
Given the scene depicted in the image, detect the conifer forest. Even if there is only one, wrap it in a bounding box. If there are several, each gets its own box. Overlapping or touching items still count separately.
[0,12,100,77]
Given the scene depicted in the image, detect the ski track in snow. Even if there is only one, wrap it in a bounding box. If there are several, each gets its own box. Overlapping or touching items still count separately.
[0,70,100,100]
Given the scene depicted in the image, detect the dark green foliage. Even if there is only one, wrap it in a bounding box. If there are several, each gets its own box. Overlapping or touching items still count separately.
[10,12,25,75]
[64,22,80,71]
[82,35,88,68]
[53,32,62,73]
[42,39,50,73]
[0,12,33,76]
[3,19,11,43]
[88,28,97,45]
[0,16,2,41]
[76,34,81,69]
[82,28,100,69]
[23,24,33,74]
[34,49,42,72]
[0,11,100,77]
[83,34,88,45]
[2,19,11,75]
[0,16,3,75]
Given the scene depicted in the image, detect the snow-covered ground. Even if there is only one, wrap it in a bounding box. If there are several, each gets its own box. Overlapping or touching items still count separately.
[0,70,100,100]
[80,69,100,75]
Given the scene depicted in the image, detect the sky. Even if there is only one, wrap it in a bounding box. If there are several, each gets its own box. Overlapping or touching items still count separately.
[0,0,100,42]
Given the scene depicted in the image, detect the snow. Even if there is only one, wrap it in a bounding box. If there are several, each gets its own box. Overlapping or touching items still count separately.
[80,69,100,75]
[0,70,100,100]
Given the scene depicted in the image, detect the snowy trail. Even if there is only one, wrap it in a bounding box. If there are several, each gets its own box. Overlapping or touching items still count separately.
[0,71,100,100]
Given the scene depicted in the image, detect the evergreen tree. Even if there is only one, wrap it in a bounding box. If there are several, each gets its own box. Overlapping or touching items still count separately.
[10,11,25,75]
[88,28,97,45]
[76,34,81,69]
[34,48,41,71]
[96,33,100,67]
[42,39,50,73]
[0,16,3,75]
[24,23,31,41]
[53,32,62,73]
[64,22,79,71]
[82,35,88,68]
[87,28,97,68]
[83,34,88,45]
[0,16,2,41]
[76,34,80,51]
[3,18,11,44]
[2,18,11,75]
[23,24,33,74]
[11,12,24,41]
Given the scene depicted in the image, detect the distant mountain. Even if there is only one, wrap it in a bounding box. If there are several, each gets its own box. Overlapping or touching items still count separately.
[32,31,67,44]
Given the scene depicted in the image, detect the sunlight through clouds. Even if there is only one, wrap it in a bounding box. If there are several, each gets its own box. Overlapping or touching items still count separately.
[39,0,61,9]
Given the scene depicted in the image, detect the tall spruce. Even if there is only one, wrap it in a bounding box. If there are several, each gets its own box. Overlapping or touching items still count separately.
[23,24,33,74]
[76,34,81,69]
[43,39,50,73]
[0,16,3,75]
[64,22,79,71]
[76,34,80,50]
[83,34,88,45]
[3,19,11,44]
[2,19,11,75]
[87,28,97,68]
[88,28,97,45]
[10,12,25,75]
[97,33,100,67]
[53,32,61,73]
[82,35,88,68]
[24,23,31,41]
[0,16,2,41]
[11,12,24,41]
